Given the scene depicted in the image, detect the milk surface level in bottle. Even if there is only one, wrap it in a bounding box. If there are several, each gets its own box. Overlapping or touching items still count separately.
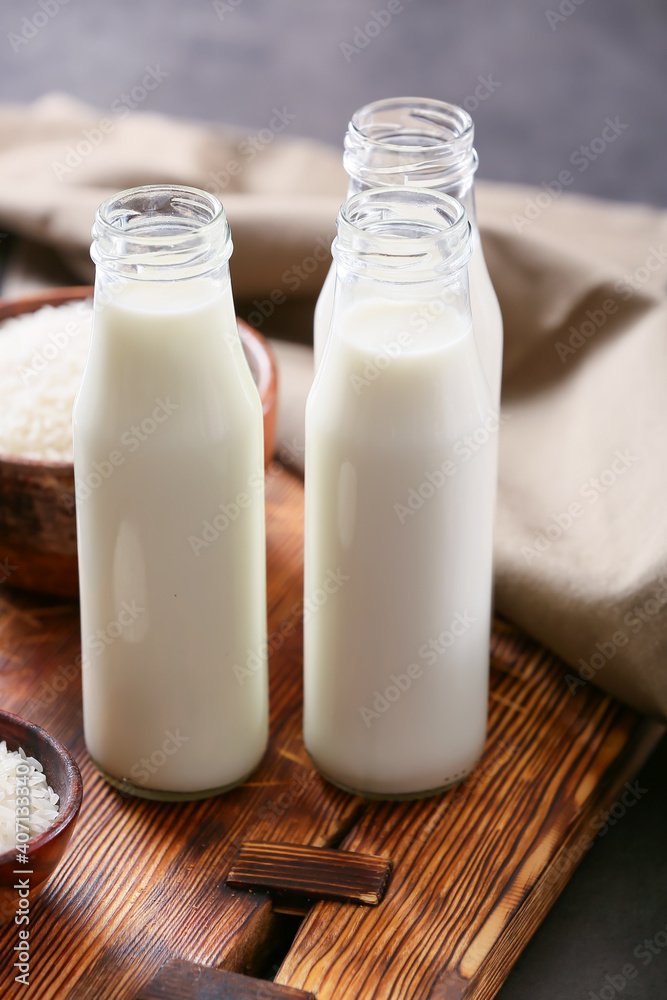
[305,187,497,798]
[74,185,268,799]
[313,98,503,405]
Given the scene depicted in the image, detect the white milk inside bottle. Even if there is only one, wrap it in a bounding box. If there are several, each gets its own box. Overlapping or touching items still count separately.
[73,186,268,799]
[313,98,503,405]
[304,188,497,798]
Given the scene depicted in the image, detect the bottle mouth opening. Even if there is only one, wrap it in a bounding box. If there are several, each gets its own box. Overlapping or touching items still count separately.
[91,184,232,275]
[334,186,471,277]
[344,98,478,188]
[349,97,474,151]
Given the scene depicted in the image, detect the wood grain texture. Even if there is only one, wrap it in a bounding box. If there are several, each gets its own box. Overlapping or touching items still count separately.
[0,464,661,1000]
[137,959,313,1000]
[275,628,663,999]
[227,841,392,907]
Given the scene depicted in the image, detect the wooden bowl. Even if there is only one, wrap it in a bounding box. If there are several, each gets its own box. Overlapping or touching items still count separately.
[0,287,278,598]
[0,709,83,922]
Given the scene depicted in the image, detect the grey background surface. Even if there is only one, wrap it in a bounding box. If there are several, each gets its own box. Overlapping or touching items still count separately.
[1,0,666,206]
[0,1,666,996]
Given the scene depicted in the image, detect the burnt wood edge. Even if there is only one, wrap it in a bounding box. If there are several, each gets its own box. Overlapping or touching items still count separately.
[136,958,314,1000]
[227,840,393,907]
[428,717,665,1000]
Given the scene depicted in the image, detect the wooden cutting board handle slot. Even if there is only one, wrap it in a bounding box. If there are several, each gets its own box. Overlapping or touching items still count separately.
[137,959,314,999]
[226,840,393,913]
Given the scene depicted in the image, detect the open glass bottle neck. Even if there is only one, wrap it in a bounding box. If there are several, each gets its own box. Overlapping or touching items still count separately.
[332,186,472,286]
[91,184,232,281]
[346,174,476,222]
[342,98,479,225]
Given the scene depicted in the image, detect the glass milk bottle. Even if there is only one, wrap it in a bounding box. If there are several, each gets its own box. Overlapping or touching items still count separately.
[304,187,497,798]
[314,97,503,404]
[73,185,268,800]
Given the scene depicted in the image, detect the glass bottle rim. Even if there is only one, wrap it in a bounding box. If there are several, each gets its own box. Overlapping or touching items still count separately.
[91,184,232,275]
[334,186,472,278]
[344,97,478,189]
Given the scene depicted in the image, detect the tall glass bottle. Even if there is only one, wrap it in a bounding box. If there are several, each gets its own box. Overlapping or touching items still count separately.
[304,187,497,798]
[314,97,503,403]
[73,185,268,800]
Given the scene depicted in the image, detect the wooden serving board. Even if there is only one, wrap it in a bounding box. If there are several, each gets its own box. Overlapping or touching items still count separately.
[0,465,662,999]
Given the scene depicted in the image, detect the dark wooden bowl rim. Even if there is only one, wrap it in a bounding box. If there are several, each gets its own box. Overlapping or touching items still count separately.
[0,708,83,867]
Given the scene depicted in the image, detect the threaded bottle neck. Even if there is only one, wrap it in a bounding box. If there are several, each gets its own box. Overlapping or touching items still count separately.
[333,187,472,282]
[343,98,478,196]
[91,184,233,280]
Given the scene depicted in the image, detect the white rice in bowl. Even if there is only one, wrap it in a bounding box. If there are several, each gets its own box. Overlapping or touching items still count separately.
[0,299,93,463]
[0,741,60,855]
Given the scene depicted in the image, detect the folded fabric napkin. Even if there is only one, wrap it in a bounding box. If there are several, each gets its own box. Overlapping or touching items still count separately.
[0,94,665,721]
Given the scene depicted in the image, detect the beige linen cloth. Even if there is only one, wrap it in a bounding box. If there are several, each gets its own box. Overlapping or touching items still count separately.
[0,94,665,721]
